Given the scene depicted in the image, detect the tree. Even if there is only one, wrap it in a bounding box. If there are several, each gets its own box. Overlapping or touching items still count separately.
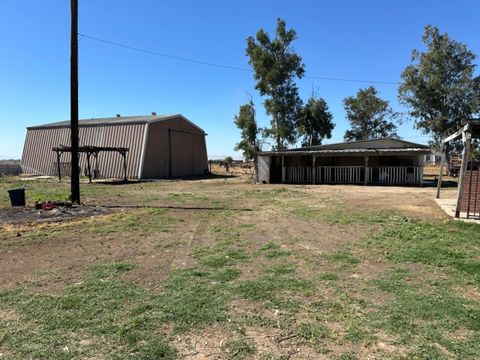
[398,25,480,143]
[234,100,259,162]
[343,86,400,141]
[297,96,334,147]
[246,18,305,150]
[234,100,260,180]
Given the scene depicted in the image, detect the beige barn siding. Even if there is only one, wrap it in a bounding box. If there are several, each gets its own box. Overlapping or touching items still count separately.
[21,115,207,179]
[171,131,194,177]
[151,117,202,134]
[141,124,169,178]
[192,133,208,174]
[90,124,144,178]
[21,127,71,175]
[141,117,208,178]
[21,124,145,178]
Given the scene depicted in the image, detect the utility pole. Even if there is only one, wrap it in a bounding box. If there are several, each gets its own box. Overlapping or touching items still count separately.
[70,0,80,204]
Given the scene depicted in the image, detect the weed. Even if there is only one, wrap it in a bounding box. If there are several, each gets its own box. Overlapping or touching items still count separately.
[223,338,256,359]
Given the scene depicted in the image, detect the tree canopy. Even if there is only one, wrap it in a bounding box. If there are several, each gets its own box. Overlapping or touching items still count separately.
[246,18,305,150]
[398,25,480,142]
[297,96,334,147]
[344,86,400,141]
[234,100,259,162]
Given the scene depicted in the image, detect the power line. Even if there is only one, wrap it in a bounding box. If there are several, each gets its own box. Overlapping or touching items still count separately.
[78,33,402,85]
[78,33,251,72]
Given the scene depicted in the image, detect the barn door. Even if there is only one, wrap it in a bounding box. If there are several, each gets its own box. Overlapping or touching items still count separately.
[170,130,193,177]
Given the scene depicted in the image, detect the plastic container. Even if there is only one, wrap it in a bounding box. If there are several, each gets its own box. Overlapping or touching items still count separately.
[8,188,26,207]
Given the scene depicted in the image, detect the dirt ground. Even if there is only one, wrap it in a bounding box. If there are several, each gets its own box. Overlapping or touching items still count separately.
[0,177,453,291]
[0,180,448,290]
[0,174,475,359]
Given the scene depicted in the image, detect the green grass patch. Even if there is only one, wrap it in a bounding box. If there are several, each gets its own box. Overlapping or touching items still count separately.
[370,267,480,358]
[0,261,242,358]
[92,208,177,236]
[297,322,330,347]
[263,264,296,275]
[368,217,480,284]
[324,251,360,264]
[236,275,314,309]
[260,242,291,258]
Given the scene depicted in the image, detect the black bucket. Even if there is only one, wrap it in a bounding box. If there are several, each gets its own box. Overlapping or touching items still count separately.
[8,188,26,207]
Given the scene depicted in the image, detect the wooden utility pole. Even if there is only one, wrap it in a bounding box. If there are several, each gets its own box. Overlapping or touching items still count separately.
[70,0,80,204]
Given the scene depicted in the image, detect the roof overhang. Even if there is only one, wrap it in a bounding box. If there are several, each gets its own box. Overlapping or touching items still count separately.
[26,114,206,134]
[259,148,431,156]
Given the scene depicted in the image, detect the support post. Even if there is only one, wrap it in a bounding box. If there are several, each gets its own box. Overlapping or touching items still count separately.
[455,132,471,218]
[364,155,369,185]
[312,155,316,184]
[86,152,92,183]
[57,151,62,181]
[94,152,99,178]
[123,150,128,181]
[436,143,447,199]
[281,156,285,183]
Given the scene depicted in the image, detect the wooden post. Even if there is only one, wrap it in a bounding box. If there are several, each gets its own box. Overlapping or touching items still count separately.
[312,155,316,184]
[57,151,62,181]
[94,152,99,178]
[281,156,285,183]
[86,152,92,183]
[436,144,447,198]
[123,150,128,181]
[70,0,80,204]
[364,155,369,185]
[455,131,471,218]
[466,162,474,218]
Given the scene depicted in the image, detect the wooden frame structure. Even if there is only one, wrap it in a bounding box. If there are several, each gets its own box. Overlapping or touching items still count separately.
[436,119,480,218]
[53,145,129,182]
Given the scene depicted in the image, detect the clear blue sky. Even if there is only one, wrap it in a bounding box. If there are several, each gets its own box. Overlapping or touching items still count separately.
[1,0,479,159]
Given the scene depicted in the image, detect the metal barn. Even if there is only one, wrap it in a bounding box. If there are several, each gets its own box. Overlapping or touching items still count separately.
[258,138,430,186]
[21,114,208,179]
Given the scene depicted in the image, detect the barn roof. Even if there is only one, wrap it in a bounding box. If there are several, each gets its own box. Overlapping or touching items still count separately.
[259,138,431,156]
[27,114,205,133]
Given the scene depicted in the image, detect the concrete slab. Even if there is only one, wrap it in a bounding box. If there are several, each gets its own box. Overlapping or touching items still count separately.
[435,198,480,223]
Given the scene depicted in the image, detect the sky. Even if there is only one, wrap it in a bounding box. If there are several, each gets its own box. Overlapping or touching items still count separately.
[0,0,479,160]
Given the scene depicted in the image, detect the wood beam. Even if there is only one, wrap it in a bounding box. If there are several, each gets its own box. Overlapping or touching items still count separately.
[442,124,469,144]
[436,144,447,199]
[455,131,471,218]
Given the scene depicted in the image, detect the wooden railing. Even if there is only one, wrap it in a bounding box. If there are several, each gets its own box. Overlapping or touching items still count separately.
[315,166,364,184]
[368,166,423,185]
[283,166,423,185]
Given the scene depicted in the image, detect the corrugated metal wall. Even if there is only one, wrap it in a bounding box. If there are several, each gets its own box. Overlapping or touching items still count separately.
[21,116,208,179]
[21,123,145,178]
[141,124,169,178]
[142,117,208,178]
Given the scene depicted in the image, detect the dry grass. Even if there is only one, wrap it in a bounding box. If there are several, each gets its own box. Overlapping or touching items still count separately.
[0,175,478,359]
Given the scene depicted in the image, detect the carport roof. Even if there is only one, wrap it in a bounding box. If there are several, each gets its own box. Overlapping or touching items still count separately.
[259,138,431,156]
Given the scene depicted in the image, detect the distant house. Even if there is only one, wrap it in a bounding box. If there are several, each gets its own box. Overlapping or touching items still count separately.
[424,152,442,165]
[21,114,208,179]
[258,138,430,185]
